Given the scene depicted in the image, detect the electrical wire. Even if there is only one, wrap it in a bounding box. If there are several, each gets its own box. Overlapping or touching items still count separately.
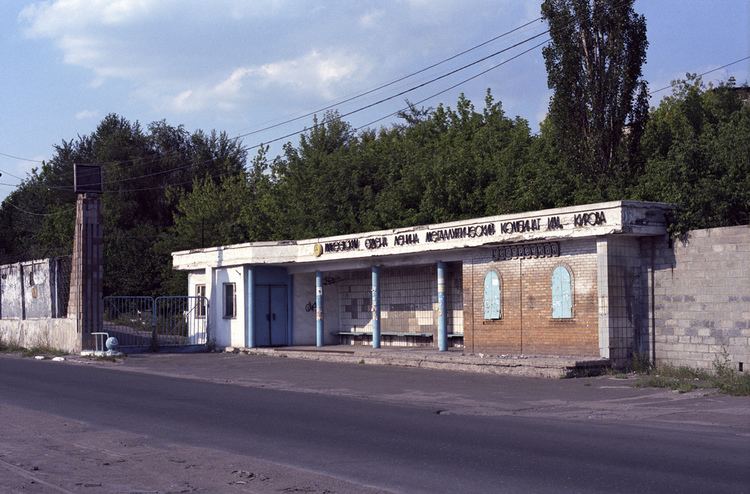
[650,55,750,95]
[86,30,550,189]
[0,17,544,172]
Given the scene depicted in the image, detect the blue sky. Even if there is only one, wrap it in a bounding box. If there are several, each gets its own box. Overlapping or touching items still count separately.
[1,0,748,201]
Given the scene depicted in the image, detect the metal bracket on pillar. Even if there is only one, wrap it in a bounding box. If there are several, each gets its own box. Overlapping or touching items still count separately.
[372,266,381,349]
[315,271,324,347]
[437,262,447,352]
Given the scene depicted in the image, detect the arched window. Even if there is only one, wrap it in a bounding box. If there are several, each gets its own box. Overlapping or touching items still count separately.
[483,271,501,320]
[551,266,573,318]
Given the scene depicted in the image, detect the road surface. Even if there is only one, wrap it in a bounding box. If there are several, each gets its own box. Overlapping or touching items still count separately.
[1,355,748,493]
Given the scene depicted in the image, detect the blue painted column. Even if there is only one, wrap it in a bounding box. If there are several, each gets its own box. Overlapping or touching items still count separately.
[246,267,255,348]
[437,261,447,352]
[315,271,324,347]
[371,266,381,349]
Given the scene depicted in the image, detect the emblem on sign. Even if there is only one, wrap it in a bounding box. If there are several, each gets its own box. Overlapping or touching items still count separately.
[313,243,323,257]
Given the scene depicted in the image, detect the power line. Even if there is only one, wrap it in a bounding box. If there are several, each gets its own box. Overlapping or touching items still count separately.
[2,199,75,217]
[91,41,551,195]
[230,17,543,139]
[650,55,750,95]
[89,30,550,189]
[0,17,544,173]
[0,151,43,163]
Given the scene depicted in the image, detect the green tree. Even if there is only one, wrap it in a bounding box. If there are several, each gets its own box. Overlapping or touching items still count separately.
[541,0,649,193]
[635,77,750,232]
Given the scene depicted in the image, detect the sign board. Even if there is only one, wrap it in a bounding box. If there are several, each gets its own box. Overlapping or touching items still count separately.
[74,164,102,194]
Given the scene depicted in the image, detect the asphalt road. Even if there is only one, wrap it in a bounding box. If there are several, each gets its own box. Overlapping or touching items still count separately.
[1,357,748,493]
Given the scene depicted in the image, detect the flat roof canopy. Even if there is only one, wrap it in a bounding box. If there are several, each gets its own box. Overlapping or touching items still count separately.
[172,200,672,271]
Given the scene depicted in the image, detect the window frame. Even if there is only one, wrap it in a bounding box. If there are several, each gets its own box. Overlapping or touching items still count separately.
[195,284,206,319]
[223,282,237,319]
[482,270,502,320]
[551,265,573,319]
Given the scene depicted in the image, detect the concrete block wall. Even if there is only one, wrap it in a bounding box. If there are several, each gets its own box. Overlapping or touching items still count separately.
[463,239,599,357]
[653,225,750,371]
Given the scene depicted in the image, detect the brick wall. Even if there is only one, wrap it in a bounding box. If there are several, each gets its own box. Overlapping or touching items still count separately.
[463,239,599,357]
[653,225,750,371]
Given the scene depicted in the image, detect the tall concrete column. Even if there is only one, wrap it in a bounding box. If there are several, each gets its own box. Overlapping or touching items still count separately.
[315,271,324,347]
[246,267,255,348]
[371,266,381,349]
[437,261,448,352]
[67,193,103,349]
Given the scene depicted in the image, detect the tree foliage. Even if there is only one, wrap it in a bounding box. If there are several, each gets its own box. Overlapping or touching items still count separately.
[541,0,649,191]
[2,0,748,296]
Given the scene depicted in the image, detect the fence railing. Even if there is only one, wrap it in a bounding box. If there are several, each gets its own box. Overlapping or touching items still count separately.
[102,295,208,350]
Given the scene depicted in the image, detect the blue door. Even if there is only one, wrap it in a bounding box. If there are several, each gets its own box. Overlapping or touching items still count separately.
[254,284,288,347]
[270,285,288,346]
[254,285,271,347]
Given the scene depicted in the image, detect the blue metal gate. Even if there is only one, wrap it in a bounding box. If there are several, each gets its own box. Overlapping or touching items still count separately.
[102,295,209,351]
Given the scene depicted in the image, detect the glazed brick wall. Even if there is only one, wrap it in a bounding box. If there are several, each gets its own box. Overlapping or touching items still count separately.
[652,226,750,371]
[335,263,463,339]
[463,239,599,357]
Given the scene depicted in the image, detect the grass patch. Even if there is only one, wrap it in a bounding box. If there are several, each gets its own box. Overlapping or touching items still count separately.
[0,337,67,357]
[635,351,750,396]
[21,346,68,358]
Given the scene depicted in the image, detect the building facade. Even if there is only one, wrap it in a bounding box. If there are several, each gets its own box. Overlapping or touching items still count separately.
[172,200,672,366]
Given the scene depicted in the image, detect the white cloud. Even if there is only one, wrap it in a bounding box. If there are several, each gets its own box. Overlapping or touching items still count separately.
[168,50,370,113]
[359,9,384,28]
[75,109,99,120]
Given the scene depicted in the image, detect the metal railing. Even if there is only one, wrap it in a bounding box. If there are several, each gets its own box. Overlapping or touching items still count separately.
[102,295,208,350]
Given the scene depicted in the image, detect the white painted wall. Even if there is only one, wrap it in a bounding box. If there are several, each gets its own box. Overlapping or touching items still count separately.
[214,267,245,348]
[189,268,245,348]
[292,272,315,345]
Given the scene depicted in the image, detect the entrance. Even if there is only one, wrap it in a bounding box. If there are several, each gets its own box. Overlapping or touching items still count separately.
[254,284,288,346]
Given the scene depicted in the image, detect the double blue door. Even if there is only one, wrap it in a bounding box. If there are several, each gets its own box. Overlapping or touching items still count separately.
[254,284,288,346]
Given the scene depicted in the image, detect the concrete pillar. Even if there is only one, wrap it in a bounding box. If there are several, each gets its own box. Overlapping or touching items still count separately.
[315,271,324,347]
[68,194,103,348]
[246,267,255,348]
[205,266,215,344]
[437,261,447,352]
[596,238,610,359]
[371,266,381,349]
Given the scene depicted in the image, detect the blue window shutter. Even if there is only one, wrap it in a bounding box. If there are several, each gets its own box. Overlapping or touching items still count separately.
[552,267,572,318]
[483,271,501,319]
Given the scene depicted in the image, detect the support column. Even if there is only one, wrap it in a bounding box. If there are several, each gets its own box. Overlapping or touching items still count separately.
[371,266,381,349]
[205,266,215,345]
[315,271,324,347]
[596,238,611,359]
[437,261,447,352]
[246,267,255,348]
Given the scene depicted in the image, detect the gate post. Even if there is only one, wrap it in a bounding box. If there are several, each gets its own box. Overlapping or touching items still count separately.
[151,296,158,351]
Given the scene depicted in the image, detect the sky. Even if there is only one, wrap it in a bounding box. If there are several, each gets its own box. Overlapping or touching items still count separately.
[0,0,748,201]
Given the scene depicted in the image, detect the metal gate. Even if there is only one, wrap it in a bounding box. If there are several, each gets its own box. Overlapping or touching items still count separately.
[103,296,209,351]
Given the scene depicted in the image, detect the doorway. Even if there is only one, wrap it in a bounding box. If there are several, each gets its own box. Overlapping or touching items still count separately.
[254,284,288,346]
